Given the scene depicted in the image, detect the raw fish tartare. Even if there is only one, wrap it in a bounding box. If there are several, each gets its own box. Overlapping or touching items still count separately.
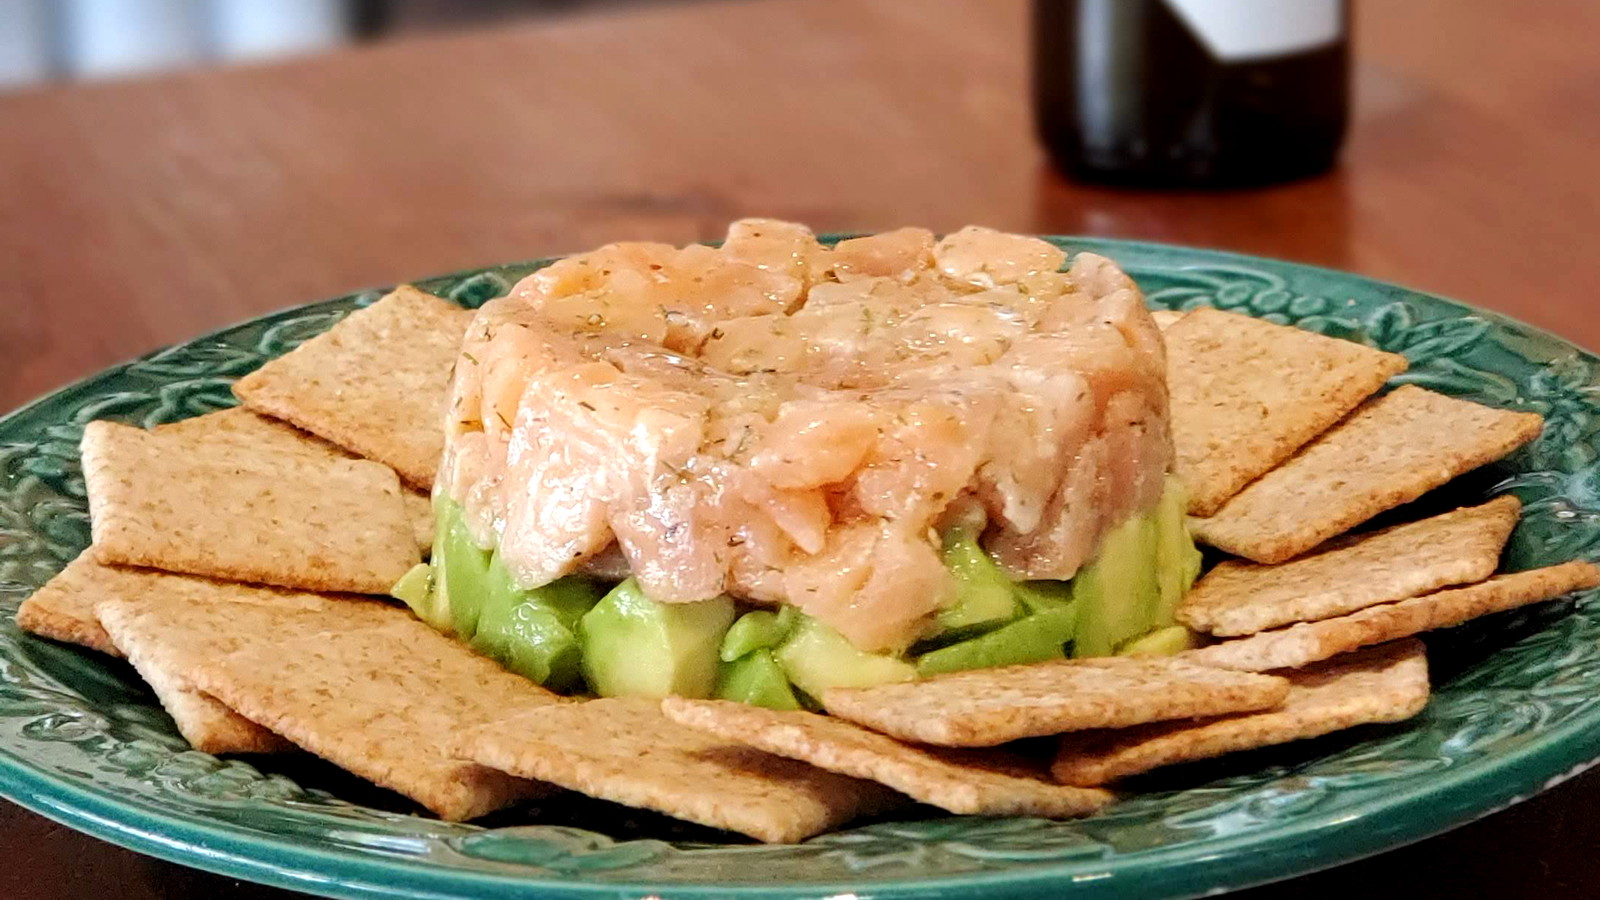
[403,221,1198,705]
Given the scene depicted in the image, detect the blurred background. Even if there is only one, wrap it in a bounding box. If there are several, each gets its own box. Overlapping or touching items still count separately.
[0,0,661,88]
[5,0,1598,403]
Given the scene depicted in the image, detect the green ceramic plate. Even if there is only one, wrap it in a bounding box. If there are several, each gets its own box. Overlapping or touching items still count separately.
[3,238,1599,900]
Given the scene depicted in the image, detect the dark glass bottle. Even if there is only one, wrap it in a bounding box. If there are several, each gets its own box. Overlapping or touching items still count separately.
[1033,0,1350,187]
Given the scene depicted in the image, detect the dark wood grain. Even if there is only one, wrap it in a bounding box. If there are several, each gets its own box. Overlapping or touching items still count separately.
[2,0,1599,896]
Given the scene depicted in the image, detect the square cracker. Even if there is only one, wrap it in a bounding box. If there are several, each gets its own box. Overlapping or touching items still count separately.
[1190,561,1600,672]
[97,590,555,821]
[160,407,436,554]
[154,406,346,459]
[1191,385,1544,564]
[404,490,436,557]
[1150,309,1185,331]
[820,656,1290,747]
[1052,639,1430,786]
[1165,308,1408,516]
[232,286,472,489]
[1180,495,1522,636]
[18,556,326,752]
[662,698,1113,819]
[450,697,904,843]
[16,553,123,657]
[16,555,297,762]
[82,419,418,594]
[83,563,334,754]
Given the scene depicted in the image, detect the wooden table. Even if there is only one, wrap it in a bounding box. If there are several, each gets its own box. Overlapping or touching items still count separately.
[2,0,1599,896]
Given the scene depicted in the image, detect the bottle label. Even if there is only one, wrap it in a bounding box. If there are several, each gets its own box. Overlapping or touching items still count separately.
[1164,0,1342,60]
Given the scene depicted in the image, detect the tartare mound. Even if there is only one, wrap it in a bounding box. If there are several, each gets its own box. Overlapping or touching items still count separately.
[440,221,1171,652]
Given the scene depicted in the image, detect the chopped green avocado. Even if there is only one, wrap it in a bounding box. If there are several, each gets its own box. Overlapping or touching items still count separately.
[1013,578,1074,613]
[1118,624,1201,658]
[1152,476,1203,625]
[774,614,916,697]
[720,606,798,663]
[715,648,802,710]
[578,579,735,699]
[472,553,604,691]
[916,601,1078,676]
[482,551,604,631]
[484,603,583,689]
[1072,512,1161,658]
[415,500,465,633]
[389,563,434,618]
[434,499,493,640]
[936,529,1021,636]
[1071,480,1202,658]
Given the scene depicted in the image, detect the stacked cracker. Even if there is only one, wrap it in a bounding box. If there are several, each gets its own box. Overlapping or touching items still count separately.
[16,288,568,821]
[15,289,1600,843]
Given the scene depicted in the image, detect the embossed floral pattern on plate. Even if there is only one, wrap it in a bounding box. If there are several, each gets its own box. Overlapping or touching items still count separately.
[1,238,1598,900]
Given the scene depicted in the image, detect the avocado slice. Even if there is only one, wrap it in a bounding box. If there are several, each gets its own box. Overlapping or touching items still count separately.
[916,601,1078,676]
[935,529,1021,637]
[431,498,493,640]
[773,613,916,698]
[1152,476,1203,626]
[1013,578,1074,614]
[1118,624,1201,658]
[486,603,584,689]
[578,579,736,699]
[480,550,604,632]
[472,554,605,691]
[720,606,799,663]
[1071,512,1160,658]
[415,500,462,633]
[714,648,802,710]
[389,562,434,619]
